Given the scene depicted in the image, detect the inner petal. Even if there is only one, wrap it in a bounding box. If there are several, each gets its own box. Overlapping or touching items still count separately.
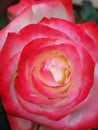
[49,66,65,85]
[47,55,71,86]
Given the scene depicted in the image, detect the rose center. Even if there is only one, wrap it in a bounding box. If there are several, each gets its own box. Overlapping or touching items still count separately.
[34,51,71,87]
[47,55,71,85]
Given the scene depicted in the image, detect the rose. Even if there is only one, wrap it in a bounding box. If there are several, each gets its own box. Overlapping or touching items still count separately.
[0,17,98,130]
[0,0,74,50]
[1,0,98,129]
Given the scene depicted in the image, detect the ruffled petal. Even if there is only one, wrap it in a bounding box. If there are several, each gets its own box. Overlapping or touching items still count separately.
[66,63,98,130]
[78,22,98,50]
[0,7,35,50]
[7,115,33,130]
[8,0,74,22]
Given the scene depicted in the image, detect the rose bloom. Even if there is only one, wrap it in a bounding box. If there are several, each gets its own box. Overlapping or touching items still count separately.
[0,1,98,130]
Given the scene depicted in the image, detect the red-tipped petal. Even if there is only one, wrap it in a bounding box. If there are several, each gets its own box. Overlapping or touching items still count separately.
[0,7,35,50]
[8,0,74,22]
[66,63,98,130]
[78,22,98,50]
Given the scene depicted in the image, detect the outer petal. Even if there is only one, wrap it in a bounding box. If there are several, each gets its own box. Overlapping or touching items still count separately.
[66,62,98,130]
[78,22,98,50]
[0,33,23,72]
[0,7,35,50]
[7,115,33,130]
[8,0,74,22]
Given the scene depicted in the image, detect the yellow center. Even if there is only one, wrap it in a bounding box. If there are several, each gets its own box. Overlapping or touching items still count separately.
[48,55,71,85]
[34,51,71,88]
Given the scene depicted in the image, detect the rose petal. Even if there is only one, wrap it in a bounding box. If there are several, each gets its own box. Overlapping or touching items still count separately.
[78,22,98,52]
[7,115,33,130]
[0,7,35,50]
[8,0,74,22]
[66,62,98,130]
[0,33,22,72]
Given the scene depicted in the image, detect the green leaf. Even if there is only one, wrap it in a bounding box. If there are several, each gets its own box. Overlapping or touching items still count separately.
[0,100,10,130]
[74,9,79,21]
[81,0,98,23]
[0,15,6,29]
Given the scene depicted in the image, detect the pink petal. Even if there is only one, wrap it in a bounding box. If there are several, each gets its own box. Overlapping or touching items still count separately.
[7,115,33,130]
[0,7,35,50]
[0,33,22,72]
[78,22,98,49]
[8,0,74,22]
[66,63,98,130]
